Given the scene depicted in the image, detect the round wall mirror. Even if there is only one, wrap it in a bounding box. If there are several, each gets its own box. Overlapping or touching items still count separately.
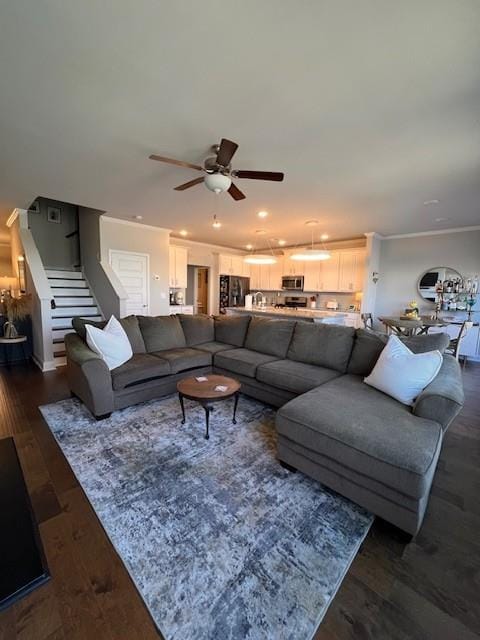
[417,267,463,303]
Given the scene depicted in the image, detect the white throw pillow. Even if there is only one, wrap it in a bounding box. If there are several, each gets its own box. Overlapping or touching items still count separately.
[364,335,443,406]
[85,316,133,370]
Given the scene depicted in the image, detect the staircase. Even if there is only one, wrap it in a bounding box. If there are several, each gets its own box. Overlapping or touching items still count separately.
[46,270,103,367]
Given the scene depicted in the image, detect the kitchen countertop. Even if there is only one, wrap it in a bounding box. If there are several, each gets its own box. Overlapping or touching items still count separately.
[225,306,359,318]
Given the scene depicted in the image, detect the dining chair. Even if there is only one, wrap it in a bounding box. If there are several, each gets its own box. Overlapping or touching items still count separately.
[361,313,373,330]
[445,320,474,364]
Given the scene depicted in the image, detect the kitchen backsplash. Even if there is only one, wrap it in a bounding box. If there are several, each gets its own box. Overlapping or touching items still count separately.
[264,290,358,311]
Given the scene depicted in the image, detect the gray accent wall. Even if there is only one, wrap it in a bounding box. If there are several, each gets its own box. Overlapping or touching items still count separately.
[28,197,79,269]
[78,207,121,318]
[375,229,480,320]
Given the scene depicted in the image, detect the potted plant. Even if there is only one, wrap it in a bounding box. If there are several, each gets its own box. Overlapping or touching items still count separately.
[0,293,31,339]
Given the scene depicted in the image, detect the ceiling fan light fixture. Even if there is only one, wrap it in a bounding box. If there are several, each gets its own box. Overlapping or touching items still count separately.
[204,173,232,194]
[290,248,331,261]
[243,254,277,265]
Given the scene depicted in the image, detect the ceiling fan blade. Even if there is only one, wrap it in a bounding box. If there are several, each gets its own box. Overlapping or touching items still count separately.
[149,154,203,171]
[216,138,238,166]
[174,177,205,191]
[228,182,246,201]
[233,170,284,181]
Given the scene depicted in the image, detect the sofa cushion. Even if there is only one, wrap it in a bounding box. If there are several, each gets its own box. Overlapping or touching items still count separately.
[139,315,187,352]
[111,353,171,390]
[244,317,296,358]
[347,329,451,377]
[214,314,251,346]
[194,341,237,354]
[72,316,106,340]
[178,314,215,346]
[276,374,443,498]
[72,315,146,354]
[214,348,279,378]
[151,348,211,373]
[256,359,341,394]
[287,322,355,373]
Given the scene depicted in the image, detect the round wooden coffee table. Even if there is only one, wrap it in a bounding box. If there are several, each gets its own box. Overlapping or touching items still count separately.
[176,374,241,440]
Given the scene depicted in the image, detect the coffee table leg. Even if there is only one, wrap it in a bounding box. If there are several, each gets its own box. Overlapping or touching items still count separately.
[203,404,211,440]
[232,393,239,424]
[179,393,186,424]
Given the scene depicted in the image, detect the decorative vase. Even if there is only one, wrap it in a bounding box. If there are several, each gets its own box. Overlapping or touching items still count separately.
[4,320,18,339]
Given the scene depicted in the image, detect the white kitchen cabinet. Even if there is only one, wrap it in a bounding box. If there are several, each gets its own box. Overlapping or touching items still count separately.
[249,264,261,290]
[169,246,188,288]
[219,253,249,277]
[338,251,357,292]
[319,252,340,291]
[169,304,194,315]
[303,261,321,291]
[218,254,232,275]
[284,253,304,276]
[269,259,283,290]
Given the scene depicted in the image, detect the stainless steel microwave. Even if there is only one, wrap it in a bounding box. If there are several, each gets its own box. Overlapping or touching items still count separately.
[281,275,304,291]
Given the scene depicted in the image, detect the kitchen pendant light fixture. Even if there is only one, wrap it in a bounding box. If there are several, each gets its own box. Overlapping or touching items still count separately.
[290,220,331,261]
[244,254,277,265]
[243,235,278,264]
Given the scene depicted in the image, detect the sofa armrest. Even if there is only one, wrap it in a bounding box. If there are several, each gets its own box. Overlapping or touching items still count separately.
[64,332,114,418]
[413,355,464,431]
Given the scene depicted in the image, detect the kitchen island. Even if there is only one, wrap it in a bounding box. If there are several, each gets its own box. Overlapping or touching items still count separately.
[225,306,362,328]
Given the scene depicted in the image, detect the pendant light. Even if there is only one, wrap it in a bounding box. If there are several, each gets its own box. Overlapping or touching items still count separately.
[290,220,331,261]
[243,234,278,264]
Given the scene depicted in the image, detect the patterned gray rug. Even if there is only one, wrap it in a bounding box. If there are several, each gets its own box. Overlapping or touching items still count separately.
[40,393,373,640]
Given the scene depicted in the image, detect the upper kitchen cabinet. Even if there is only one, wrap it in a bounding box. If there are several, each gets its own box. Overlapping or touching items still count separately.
[338,249,365,292]
[303,260,322,292]
[169,246,188,288]
[319,252,341,291]
[219,254,250,277]
[283,252,304,276]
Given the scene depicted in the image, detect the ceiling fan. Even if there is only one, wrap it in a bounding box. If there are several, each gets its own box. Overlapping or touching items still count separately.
[149,138,284,201]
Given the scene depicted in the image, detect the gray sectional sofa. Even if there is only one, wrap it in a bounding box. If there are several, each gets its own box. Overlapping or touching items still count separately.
[65,313,464,535]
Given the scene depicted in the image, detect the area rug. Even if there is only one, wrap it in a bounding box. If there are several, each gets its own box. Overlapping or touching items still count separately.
[40,394,373,640]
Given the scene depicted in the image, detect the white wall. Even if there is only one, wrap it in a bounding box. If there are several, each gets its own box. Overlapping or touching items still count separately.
[100,217,170,316]
[375,229,480,320]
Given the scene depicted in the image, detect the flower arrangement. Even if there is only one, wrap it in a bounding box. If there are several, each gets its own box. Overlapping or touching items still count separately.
[0,293,31,338]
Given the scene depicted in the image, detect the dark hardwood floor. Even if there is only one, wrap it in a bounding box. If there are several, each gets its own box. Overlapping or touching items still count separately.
[0,362,479,640]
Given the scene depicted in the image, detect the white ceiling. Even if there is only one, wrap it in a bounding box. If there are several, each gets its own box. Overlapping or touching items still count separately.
[0,1,479,247]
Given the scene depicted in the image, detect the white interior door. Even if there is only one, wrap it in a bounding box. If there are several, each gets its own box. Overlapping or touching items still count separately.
[109,250,149,315]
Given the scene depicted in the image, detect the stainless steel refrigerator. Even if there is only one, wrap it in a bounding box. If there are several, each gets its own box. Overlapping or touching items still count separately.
[219,275,250,313]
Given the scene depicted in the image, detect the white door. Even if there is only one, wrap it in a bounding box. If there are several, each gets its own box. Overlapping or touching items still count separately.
[110,250,149,315]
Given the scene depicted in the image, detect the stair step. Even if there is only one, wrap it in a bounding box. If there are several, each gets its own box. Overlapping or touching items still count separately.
[52,306,98,317]
[46,270,83,279]
[54,296,94,306]
[52,328,76,340]
[49,279,87,288]
[52,315,102,329]
[51,287,92,297]
[53,349,66,358]
[53,342,65,355]
[54,355,67,367]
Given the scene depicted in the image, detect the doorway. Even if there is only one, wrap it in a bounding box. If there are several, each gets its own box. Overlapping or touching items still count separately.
[109,250,150,315]
[196,267,209,315]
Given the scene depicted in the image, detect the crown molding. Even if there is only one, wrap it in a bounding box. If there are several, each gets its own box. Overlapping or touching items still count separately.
[384,225,480,239]
[101,215,171,233]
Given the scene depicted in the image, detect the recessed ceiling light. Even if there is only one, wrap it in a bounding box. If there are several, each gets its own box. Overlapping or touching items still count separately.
[255,229,267,235]
[212,215,221,229]
[434,217,450,223]
[133,215,143,220]
[320,233,329,241]
[246,244,253,250]
[179,229,188,236]
[423,199,440,206]
[278,239,286,246]
[257,210,268,218]
[305,219,319,227]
